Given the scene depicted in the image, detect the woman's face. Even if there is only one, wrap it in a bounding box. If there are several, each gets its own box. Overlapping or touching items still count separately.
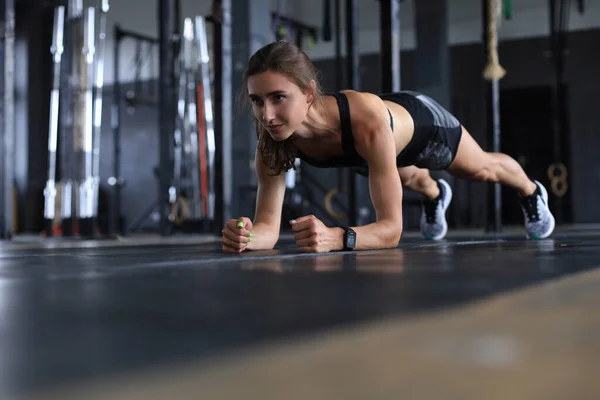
[247,70,314,141]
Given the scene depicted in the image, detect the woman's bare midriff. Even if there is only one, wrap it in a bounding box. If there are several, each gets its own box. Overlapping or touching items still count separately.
[383,99,415,157]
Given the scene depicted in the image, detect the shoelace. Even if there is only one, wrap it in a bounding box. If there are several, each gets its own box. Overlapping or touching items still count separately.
[423,198,440,224]
[521,195,540,222]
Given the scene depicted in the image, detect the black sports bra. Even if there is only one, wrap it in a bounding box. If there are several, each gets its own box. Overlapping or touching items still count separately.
[296,92,394,169]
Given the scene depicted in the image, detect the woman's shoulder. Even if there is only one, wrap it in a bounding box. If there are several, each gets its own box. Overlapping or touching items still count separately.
[339,90,387,128]
[340,90,385,110]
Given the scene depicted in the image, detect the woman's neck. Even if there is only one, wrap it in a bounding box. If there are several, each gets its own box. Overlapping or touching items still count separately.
[294,96,337,140]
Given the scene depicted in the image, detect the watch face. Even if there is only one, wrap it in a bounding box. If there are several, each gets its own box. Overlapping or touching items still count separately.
[348,236,356,247]
[346,230,356,248]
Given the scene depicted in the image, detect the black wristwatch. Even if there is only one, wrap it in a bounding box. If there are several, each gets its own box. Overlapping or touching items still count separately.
[343,227,356,251]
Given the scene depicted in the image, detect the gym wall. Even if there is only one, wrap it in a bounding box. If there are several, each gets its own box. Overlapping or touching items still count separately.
[305,0,600,59]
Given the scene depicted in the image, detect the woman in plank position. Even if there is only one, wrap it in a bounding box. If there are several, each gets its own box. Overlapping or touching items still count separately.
[221,41,554,253]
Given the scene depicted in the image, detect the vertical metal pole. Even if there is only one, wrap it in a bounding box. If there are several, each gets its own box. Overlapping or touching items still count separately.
[173,0,181,54]
[43,6,65,236]
[0,0,16,239]
[91,0,109,235]
[395,0,401,91]
[78,6,96,236]
[334,0,342,91]
[549,0,560,159]
[183,18,202,219]
[222,0,232,228]
[491,78,501,230]
[482,0,502,233]
[62,0,83,237]
[109,25,121,236]
[195,16,216,221]
[213,7,223,231]
[548,0,566,223]
[345,0,360,90]
[213,0,232,231]
[334,0,344,193]
[345,0,360,227]
[172,28,185,213]
[158,0,174,236]
[379,0,401,93]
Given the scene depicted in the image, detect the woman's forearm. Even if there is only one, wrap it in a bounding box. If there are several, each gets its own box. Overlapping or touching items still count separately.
[347,220,402,251]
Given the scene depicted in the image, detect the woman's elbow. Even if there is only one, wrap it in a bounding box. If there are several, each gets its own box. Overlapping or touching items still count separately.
[390,232,402,247]
[387,223,403,247]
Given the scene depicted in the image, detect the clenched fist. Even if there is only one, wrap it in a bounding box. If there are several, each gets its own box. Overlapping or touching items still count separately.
[289,215,343,253]
[222,217,253,253]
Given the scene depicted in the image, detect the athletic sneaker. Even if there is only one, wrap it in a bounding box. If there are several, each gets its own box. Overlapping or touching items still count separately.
[520,180,555,239]
[420,179,452,240]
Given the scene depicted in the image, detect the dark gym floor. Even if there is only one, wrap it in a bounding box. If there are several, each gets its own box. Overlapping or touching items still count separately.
[2,226,600,400]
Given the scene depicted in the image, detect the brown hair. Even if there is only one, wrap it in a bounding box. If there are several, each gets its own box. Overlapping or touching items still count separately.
[240,41,324,175]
